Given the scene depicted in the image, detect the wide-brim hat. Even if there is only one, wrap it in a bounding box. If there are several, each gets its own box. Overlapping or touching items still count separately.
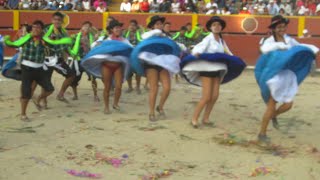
[206,16,226,31]
[268,15,289,29]
[107,20,123,31]
[147,15,166,28]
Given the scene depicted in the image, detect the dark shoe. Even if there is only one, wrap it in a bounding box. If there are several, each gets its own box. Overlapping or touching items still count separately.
[272,118,280,130]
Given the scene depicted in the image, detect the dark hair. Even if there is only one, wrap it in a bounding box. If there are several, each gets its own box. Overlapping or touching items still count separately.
[52,11,64,19]
[82,21,92,27]
[180,26,187,31]
[130,19,138,25]
[33,20,45,29]
[186,23,191,26]
[108,16,115,21]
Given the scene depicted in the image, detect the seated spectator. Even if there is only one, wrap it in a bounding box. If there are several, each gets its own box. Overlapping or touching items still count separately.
[221,6,231,15]
[140,0,150,12]
[0,0,6,10]
[96,2,107,12]
[206,5,220,14]
[149,0,160,12]
[280,0,293,15]
[307,0,317,15]
[279,7,286,15]
[239,6,250,14]
[83,0,91,11]
[267,0,280,15]
[296,0,304,9]
[159,0,171,12]
[298,3,309,15]
[74,0,84,11]
[171,0,180,13]
[256,0,266,14]
[131,0,140,12]
[39,0,50,10]
[185,0,198,13]
[263,6,269,14]
[246,0,255,14]
[197,0,207,14]
[93,0,106,9]
[120,0,131,12]
[6,0,19,9]
[227,0,238,14]
[20,0,30,10]
[205,0,217,11]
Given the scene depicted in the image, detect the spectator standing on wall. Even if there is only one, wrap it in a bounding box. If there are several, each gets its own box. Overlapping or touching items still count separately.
[131,0,140,12]
[171,0,181,13]
[140,0,150,12]
[280,0,293,15]
[267,0,280,15]
[159,0,171,12]
[149,0,160,12]
[256,0,266,14]
[120,0,131,12]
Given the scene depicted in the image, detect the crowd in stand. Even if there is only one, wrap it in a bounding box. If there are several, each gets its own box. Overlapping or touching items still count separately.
[0,0,320,16]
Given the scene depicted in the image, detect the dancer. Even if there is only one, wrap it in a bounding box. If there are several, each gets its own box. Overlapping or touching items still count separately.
[81,20,133,114]
[180,16,246,128]
[4,20,72,121]
[44,11,74,103]
[130,15,181,121]
[255,15,319,142]
[124,19,143,94]
[69,21,98,101]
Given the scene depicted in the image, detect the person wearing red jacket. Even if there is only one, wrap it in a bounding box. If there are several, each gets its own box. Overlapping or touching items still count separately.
[140,0,150,12]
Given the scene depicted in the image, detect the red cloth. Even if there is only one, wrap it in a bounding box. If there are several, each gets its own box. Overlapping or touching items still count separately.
[296,0,304,8]
[140,2,149,12]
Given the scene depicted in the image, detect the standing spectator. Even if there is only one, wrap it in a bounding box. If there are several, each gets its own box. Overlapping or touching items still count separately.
[93,0,106,9]
[83,0,91,11]
[131,0,140,12]
[140,0,150,12]
[205,0,217,11]
[149,0,160,12]
[6,0,19,9]
[280,0,293,15]
[267,0,280,15]
[159,0,171,12]
[96,2,107,12]
[256,0,266,14]
[120,0,131,12]
[171,0,180,13]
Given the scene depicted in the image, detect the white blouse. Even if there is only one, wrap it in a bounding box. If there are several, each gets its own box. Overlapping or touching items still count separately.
[191,33,232,55]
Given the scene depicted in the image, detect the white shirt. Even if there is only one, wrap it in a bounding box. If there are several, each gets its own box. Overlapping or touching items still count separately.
[206,9,221,15]
[120,2,131,12]
[192,33,232,55]
[96,6,106,12]
[280,3,292,15]
[298,5,309,15]
[82,1,90,10]
[206,2,218,9]
[171,2,180,13]
[256,3,266,14]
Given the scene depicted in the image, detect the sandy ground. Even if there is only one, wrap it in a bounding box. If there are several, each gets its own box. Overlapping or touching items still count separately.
[0,70,319,180]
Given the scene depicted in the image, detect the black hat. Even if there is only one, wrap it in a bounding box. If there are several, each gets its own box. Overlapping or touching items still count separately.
[206,16,226,31]
[268,15,289,29]
[147,15,166,28]
[107,20,123,31]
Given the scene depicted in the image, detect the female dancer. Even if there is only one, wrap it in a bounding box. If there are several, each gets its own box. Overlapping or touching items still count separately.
[180,16,246,128]
[130,15,181,121]
[81,20,132,114]
[255,15,319,142]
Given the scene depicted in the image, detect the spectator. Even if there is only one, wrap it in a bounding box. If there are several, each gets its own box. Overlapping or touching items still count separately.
[205,0,217,11]
[39,0,49,10]
[159,0,171,12]
[185,0,198,13]
[120,0,131,12]
[96,2,107,12]
[171,0,181,13]
[263,6,269,14]
[83,0,91,11]
[20,0,30,10]
[149,0,160,12]
[256,0,266,14]
[163,22,171,37]
[131,0,140,12]
[0,0,6,10]
[227,0,238,14]
[6,0,19,9]
[267,0,280,15]
[297,2,309,15]
[74,0,84,11]
[246,0,255,14]
[316,3,320,15]
[197,0,207,14]
[296,0,304,9]
[279,0,293,15]
[93,0,106,9]
[307,0,317,15]
[206,5,220,14]
[140,0,150,12]
[299,29,312,38]
[239,6,250,14]
[221,6,231,14]
[279,7,286,14]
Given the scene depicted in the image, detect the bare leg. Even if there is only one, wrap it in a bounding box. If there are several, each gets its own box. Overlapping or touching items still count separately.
[92,78,99,102]
[157,70,171,118]
[113,66,123,109]
[57,75,75,101]
[101,66,112,114]
[146,69,159,121]
[202,78,220,123]
[21,98,29,120]
[275,102,293,117]
[72,86,78,100]
[136,74,141,94]
[259,97,277,137]
[126,76,133,93]
[191,77,213,126]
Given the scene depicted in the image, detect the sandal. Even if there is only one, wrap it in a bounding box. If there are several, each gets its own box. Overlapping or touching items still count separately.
[272,118,280,130]
[149,114,157,122]
[56,96,69,104]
